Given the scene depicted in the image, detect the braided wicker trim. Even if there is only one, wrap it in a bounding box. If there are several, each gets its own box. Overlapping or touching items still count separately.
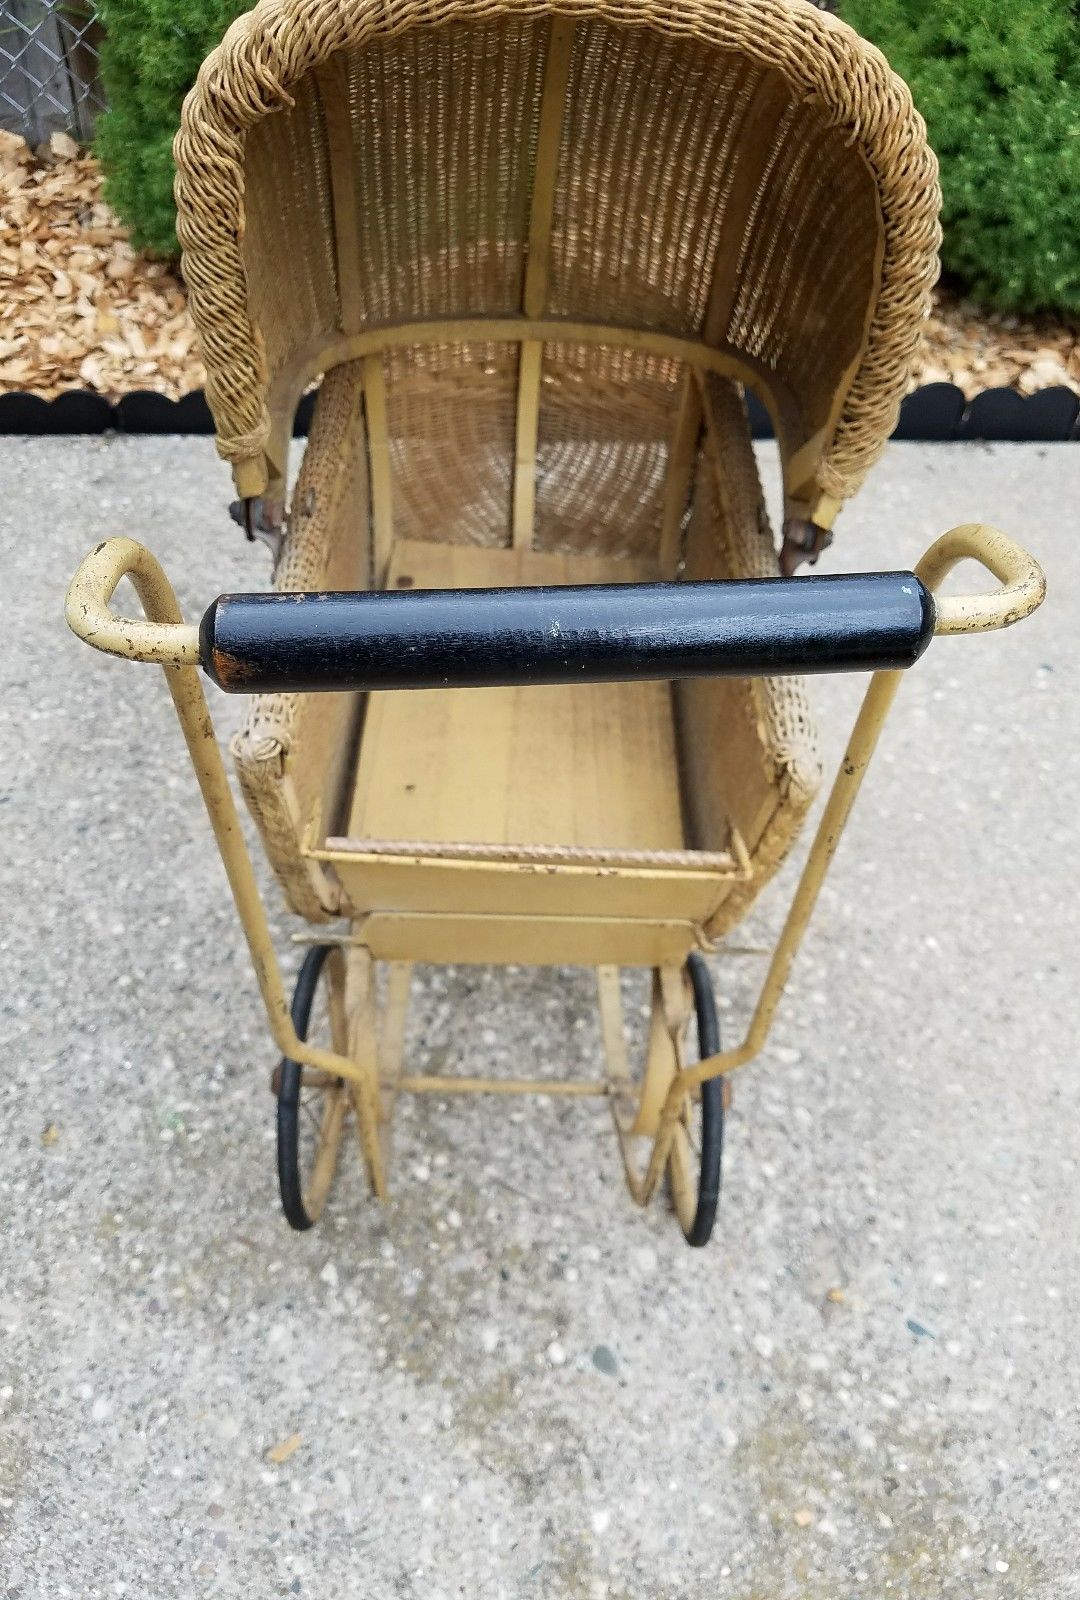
[315,835,750,874]
[175,0,940,506]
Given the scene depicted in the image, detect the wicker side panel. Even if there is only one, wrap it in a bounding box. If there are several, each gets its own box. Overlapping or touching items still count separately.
[548,27,749,335]
[673,376,822,936]
[239,72,339,456]
[381,342,517,547]
[723,108,880,457]
[548,22,880,464]
[532,342,683,559]
[232,362,370,920]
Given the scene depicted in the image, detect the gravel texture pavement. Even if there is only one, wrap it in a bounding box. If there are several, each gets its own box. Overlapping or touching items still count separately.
[1,436,1077,1598]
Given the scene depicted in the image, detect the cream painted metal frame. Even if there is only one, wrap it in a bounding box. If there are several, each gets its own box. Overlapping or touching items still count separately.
[66,1,1042,1240]
[67,525,1044,1235]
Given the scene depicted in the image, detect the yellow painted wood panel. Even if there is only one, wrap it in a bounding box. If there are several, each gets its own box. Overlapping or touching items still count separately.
[322,853,726,923]
[360,912,699,968]
[348,539,686,855]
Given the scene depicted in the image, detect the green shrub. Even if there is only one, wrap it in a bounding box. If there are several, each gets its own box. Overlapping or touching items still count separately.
[840,0,1080,314]
[95,0,1080,311]
[94,0,249,255]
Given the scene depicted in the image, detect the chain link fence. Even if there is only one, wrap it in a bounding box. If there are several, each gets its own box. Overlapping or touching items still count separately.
[0,0,105,147]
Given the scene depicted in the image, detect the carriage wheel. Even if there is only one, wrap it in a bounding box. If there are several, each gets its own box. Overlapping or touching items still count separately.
[276,943,350,1231]
[678,952,725,1248]
[603,959,726,1246]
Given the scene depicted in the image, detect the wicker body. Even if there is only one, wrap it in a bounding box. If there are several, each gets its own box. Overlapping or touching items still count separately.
[184,1,941,942]
[232,364,822,938]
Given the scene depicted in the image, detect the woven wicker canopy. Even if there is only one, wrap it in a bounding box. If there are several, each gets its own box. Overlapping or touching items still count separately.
[175,0,940,535]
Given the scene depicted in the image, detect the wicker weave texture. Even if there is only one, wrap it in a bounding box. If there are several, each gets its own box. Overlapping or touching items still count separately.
[231,361,371,920]
[383,341,517,547]
[231,357,820,932]
[376,337,687,556]
[677,373,821,936]
[175,0,940,513]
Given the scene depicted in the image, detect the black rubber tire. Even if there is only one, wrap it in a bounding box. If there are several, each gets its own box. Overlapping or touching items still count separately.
[682,952,724,1248]
[277,943,336,1232]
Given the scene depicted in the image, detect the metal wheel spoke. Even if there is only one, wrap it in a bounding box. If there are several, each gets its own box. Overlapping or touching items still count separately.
[300,1096,324,1138]
[277,945,356,1232]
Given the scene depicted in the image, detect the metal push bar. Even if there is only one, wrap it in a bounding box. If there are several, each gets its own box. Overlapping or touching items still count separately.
[65,525,1045,1208]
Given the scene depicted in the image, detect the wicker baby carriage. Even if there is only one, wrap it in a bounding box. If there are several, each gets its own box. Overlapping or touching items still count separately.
[67,0,1043,1243]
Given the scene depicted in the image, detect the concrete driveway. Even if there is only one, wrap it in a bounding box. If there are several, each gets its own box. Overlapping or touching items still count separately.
[1,435,1077,1598]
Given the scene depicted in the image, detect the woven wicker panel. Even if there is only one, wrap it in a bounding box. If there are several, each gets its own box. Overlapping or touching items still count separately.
[379,338,684,559]
[232,361,371,919]
[338,20,546,325]
[674,374,821,936]
[533,342,682,558]
[723,105,880,440]
[241,71,339,431]
[548,22,879,451]
[382,341,516,547]
[548,25,750,334]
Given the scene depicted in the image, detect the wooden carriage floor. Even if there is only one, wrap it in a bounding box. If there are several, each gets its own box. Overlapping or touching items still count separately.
[348,539,688,854]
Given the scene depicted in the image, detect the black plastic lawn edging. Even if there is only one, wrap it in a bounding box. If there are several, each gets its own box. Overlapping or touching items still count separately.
[0,382,1077,442]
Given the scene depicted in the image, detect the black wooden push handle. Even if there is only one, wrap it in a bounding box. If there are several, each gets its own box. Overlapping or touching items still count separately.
[199,573,936,694]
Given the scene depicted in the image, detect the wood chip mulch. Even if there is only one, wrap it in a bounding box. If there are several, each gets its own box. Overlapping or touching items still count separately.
[2,129,1078,405]
[0,130,203,400]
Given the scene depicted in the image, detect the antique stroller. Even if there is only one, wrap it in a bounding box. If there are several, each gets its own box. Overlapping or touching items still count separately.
[67,0,1044,1244]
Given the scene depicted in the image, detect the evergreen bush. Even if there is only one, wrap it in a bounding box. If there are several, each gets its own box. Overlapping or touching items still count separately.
[94,0,248,255]
[841,0,1080,313]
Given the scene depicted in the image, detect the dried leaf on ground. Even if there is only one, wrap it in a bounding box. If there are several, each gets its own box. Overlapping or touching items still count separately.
[266,1433,302,1465]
